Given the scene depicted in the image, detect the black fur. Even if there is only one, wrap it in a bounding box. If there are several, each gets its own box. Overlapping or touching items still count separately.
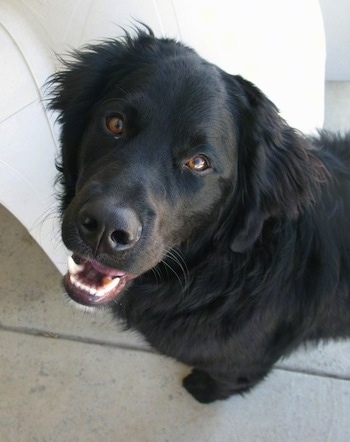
[48,28,350,403]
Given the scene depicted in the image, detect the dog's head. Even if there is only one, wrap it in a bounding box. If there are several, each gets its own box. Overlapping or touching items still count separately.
[48,28,325,307]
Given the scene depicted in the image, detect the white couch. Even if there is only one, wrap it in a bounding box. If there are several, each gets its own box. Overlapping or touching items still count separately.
[0,0,326,274]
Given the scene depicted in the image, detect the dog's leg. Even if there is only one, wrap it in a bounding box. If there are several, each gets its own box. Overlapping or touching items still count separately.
[183,367,269,404]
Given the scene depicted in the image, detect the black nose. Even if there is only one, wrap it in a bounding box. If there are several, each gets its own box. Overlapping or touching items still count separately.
[78,201,142,254]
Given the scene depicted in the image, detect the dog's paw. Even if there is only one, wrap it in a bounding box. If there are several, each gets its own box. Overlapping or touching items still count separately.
[182,369,233,404]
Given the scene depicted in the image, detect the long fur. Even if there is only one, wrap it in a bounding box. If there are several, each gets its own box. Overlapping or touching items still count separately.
[48,28,350,403]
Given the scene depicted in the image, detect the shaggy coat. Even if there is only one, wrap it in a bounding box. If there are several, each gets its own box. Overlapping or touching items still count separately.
[48,28,350,403]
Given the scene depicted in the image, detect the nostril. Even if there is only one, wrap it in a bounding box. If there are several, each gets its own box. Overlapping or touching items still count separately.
[78,202,142,253]
[111,229,132,246]
[81,215,98,232]
[111,223,142,250]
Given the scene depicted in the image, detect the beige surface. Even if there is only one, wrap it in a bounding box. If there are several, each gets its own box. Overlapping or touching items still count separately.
[1,82,350,441]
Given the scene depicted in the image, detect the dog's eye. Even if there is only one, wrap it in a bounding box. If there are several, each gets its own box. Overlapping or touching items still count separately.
[186,155,210,172]
[106,116,124,136]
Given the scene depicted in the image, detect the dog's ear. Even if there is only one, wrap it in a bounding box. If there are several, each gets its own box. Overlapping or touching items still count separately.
[47,29,158,209]
[47,40,130,209]
[221,73,326,253]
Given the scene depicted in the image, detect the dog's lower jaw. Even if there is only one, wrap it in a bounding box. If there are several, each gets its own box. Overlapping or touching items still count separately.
[64,272,129,306]
[64,255,134,306]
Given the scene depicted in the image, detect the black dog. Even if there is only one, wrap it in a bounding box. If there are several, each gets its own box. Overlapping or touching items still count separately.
[48,28,350,403]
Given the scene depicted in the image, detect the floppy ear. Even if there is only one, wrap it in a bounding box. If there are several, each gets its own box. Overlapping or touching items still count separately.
[221,73,326,252]
[47,43,122,209]
[47,28,158,210]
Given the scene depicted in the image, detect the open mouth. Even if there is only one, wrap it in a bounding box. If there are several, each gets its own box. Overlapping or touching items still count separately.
[64,255,133,306]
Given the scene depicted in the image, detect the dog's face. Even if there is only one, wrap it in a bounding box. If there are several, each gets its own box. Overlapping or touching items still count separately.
[49,29,318,307]
[50,31,240,306]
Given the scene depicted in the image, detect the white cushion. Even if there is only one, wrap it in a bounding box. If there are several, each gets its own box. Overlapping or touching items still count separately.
[0,0,326,273]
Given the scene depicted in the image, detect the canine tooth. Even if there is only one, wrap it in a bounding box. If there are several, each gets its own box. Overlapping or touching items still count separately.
[102,276,113,285]
[96,276,120,296]
[68,256,85,275]
[102,277,121,292]
[101,276,121,292]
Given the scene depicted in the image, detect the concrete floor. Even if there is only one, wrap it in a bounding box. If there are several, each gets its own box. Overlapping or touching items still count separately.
[1,83,350,441]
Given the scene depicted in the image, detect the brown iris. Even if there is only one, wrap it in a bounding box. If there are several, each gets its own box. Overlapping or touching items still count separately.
[186,155,210,172]
[106,116,124,136]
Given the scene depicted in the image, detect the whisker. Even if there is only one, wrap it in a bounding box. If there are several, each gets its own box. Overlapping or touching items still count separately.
[162,247,190,294]
[161,259,185,293]
[150,264,162,284]
[168,249,189,284]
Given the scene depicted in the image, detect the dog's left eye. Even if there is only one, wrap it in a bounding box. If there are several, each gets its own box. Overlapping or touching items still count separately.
[106,116,124,137]
[186,155,210,172]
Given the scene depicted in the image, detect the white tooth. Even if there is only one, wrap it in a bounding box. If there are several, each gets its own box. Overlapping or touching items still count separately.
[70,275,86,292]
[103,277,120,292]
[68,256,85,275]
[94,289,106,298]
[69,272,121,297]
[93,278,121,297]
[88,287,97,295]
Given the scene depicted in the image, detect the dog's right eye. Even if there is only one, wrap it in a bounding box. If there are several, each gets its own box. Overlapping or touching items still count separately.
[106,116,125,137]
